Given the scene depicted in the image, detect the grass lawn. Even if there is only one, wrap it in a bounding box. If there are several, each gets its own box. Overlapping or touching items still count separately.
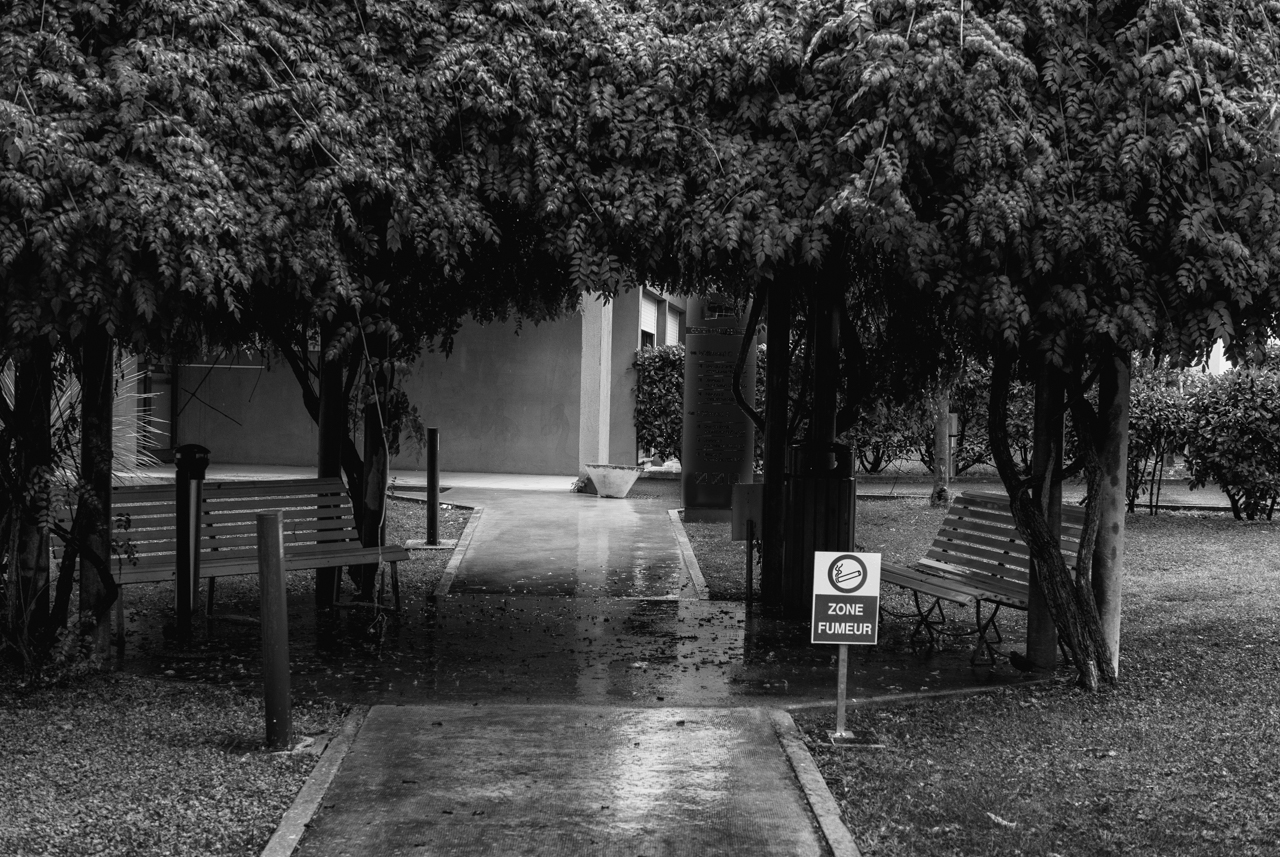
[0,498,469,857]
[786,499,1280,857]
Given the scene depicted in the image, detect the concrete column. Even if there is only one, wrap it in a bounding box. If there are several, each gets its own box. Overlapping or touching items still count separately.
[609,292,641,465]
[681,296,756,522]
[578,296,614,472]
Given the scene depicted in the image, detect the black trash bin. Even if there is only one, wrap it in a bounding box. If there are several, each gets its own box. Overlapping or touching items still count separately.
[782,443,856,620]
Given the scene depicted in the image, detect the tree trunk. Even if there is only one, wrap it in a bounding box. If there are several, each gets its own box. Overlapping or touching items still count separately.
[929,386,951,507]
[11,340,54,661]
[77,328,116,658]
[1092,351,1130,678]
[279,335,368,600]
[355,333,394,600]
[316,319,345,606]
[805,283,840,460]
[988,351,1114,689]
[782,280,844,619]
[1025,360,1064,670]
[761,278,791,609]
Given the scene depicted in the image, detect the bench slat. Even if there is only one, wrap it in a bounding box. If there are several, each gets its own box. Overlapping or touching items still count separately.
[925,546,1028,577]
[882,562,976,606]
[202,477,347,496]
[202,499,348,517]
[913,560,1029,608]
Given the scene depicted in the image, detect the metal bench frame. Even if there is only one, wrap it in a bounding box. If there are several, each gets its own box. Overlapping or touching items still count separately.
[881,491,1085,666]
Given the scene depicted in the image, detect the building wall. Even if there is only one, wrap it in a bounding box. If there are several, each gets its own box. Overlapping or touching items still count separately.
[404,315,583,475]
[168,290,688,475]
[175,359,317,467]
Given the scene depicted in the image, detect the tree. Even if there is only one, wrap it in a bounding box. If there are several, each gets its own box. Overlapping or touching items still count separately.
[1,0,252,663]
[816,0,1280,687]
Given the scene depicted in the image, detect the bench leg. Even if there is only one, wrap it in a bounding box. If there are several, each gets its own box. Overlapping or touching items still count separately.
[910,593,949,654]
[390,561,400,612]
[970,602,1004,668]
[374,561,401,613]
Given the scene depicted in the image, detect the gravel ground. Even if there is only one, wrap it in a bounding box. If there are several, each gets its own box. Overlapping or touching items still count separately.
[0,674,345,857]
[0,498,469,857]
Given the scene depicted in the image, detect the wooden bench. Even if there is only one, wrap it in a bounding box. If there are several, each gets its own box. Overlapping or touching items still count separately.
[79,477,407,614]
[881,490,1085,665]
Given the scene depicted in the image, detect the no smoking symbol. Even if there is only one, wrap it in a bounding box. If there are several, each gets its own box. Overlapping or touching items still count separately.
[827,554,868,594]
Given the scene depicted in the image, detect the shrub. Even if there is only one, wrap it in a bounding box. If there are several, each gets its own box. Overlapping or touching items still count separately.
[1184,369,1280,520]
[1126,368,1191,513]
[845,399,920,473]
[633,344,685,459]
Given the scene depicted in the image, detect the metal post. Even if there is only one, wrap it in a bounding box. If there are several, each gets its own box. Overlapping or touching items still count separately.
[745,520,754,613]
[258,511,292,750]
[174,444,210,647]
[835,643,849,736]
[426,427,440,545]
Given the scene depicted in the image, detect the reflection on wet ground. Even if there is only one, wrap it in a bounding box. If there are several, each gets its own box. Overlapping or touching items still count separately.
[120,480,1035,705]
[293,705,828,857]
[436,488,687,598]
[124,593,1028,706]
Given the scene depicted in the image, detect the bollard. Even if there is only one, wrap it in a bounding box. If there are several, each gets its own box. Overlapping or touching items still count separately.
[257,511,292,750]
[174,443,210,647]
[426,427,440,545]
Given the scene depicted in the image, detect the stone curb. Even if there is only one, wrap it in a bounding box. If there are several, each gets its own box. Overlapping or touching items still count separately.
[260,705,370,857]
[434,506,485,597]
[782,675,1056,712]
[769,710,862,857]
[668,509,709,600]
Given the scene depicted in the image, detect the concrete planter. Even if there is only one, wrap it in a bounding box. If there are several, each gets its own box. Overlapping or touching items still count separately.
[584,464,642,499]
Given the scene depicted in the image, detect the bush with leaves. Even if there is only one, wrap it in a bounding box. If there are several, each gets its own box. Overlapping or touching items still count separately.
[633,345,685,460]
[844,399,921,474]
[1184,370,1280,520]
[1126,368,1192,513]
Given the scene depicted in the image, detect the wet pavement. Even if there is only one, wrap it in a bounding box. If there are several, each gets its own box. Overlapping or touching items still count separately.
[125,479,1029,706]
[407,487,688,598]
[293,705,829,857]
[137,593,1018,707]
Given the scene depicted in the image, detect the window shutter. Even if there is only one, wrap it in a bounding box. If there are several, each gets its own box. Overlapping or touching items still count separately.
[641,295,659,337]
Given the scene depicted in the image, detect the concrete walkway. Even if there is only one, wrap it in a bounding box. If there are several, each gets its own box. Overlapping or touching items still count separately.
[426,487,688,598]
[290,705,841,857]
[236,470,866,856]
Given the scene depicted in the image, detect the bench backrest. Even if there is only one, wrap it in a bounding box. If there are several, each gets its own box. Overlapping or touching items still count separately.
[199,477,362,564]
[925,491,1087,587]
[68,477,361,582]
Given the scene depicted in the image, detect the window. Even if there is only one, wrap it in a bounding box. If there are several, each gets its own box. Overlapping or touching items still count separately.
[640,294,659,348]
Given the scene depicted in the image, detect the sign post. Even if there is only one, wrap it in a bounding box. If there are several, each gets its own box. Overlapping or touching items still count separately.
[812,551,881,742]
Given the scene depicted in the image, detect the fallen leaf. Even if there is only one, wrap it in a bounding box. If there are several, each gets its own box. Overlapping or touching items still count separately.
[986,812,1017,829]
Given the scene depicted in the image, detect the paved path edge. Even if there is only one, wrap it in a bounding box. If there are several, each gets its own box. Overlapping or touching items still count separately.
[769,709,863,857]
[783,675,1056,712]
[260,705,370,857]
[435,506,485,597]
[668,509,709,600]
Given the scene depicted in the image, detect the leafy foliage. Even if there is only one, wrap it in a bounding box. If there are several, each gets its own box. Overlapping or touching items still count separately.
[1126,366,1193,513]
[633,344,685,460]
[1184,369,1280,520]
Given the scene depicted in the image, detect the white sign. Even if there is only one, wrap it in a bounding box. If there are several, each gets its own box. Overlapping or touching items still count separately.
[811,552,881,645]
